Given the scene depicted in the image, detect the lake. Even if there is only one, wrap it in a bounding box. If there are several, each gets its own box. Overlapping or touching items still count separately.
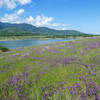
[0,38,76,49]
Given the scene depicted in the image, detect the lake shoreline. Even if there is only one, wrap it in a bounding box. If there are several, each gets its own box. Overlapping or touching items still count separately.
[0,38,76,49]
[0,37,76,41]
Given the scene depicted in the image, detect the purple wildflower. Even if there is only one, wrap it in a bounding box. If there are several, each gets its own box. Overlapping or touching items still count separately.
[80,91,85,100]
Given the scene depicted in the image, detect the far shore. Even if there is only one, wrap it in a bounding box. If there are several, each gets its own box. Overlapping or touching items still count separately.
[0,37,77,41]
[0,38,63,41]
[0,35,97,41]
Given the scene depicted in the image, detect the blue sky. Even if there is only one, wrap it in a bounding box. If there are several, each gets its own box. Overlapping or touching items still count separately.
[0,0,100,34]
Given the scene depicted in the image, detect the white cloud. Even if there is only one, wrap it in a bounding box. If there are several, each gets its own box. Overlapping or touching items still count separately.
[61,27,67,30]
[2,0,17,9]
[0,10,68,30]
[62,24,67,27]
[24,15,53,27]
[0,14,53,26]
[0,9,24,23]
[34,15,53,26]
[17,9,24,15]
[0,13,19,23]
[51,23,59,27]
[0,0,3,8]
[0,0,32,9]
[17,0,32,5]
[25,16,34,25]
[60,24,68,30]
[24,15,68,30]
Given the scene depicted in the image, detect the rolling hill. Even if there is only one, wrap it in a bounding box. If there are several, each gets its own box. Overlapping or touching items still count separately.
[0,22,89,36]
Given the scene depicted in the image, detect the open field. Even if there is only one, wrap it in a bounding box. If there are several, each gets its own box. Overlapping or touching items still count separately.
[0,37,100,100]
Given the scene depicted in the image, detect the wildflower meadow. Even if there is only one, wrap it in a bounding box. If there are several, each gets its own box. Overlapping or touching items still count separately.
[0,37,100,100]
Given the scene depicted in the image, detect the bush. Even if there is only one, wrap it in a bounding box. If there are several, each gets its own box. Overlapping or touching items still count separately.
[0,46,9,52]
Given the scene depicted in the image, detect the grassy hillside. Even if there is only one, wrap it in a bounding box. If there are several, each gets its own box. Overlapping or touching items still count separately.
[0,22,89,36]
[0,37,100,99]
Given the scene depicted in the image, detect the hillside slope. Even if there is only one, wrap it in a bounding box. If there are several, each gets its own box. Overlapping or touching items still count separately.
[0,37,100,99]
[0,22,88,36]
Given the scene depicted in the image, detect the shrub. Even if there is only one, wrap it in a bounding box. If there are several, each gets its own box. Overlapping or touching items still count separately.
[0,46,9,52]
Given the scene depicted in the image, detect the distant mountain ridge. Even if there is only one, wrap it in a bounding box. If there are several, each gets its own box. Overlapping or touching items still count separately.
[0,22,88,36]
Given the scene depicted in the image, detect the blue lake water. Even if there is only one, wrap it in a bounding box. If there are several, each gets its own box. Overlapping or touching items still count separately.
[0,38,76,49]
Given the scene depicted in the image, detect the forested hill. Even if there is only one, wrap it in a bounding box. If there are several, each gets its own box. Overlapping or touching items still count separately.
[0,22,88,36]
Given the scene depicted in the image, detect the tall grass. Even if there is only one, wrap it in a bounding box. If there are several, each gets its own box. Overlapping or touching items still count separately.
[0,37,100,100]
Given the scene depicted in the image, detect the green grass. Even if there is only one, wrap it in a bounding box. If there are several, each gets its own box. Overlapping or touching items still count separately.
[0,36,100,99]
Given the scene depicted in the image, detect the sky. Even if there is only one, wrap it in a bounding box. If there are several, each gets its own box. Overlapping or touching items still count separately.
[0,0,100,34]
